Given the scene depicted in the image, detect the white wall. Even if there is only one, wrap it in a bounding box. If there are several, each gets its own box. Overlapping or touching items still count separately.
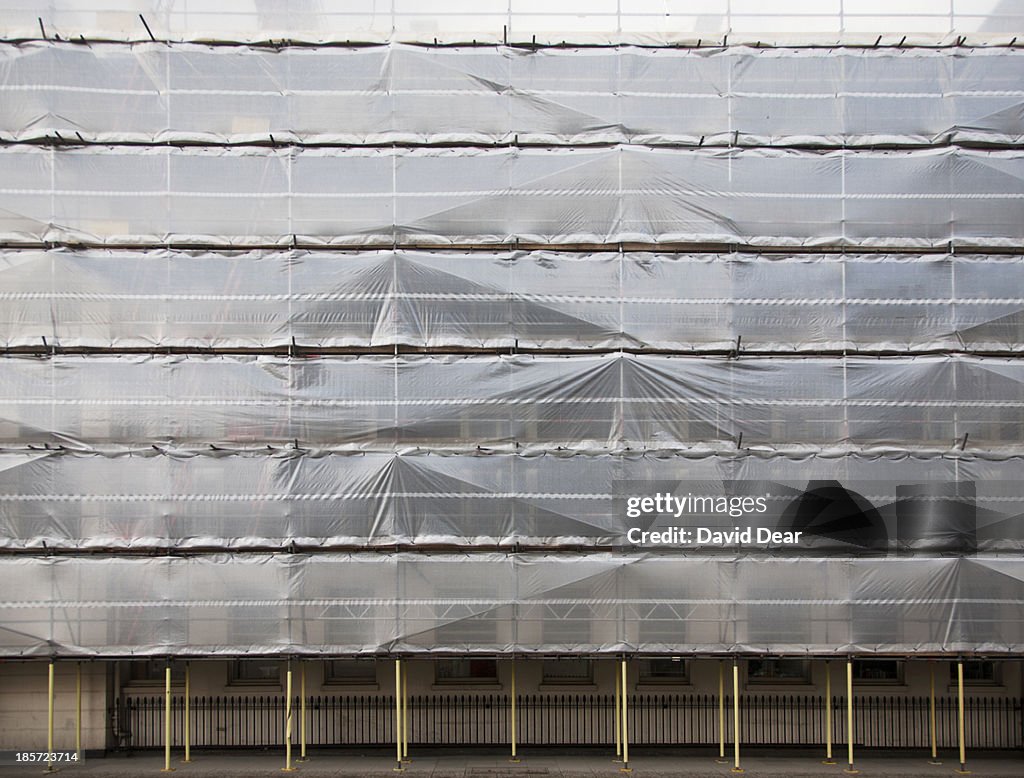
[117,657,1022,699]
[0,662,108,751]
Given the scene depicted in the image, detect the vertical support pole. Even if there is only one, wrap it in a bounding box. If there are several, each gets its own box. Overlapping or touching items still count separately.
[183,662,191,763]
[613,659,621,761]
[823,660,835,764]
[732,660,743,773]
[402,665,409,762]
[46,661,55,774]
[298,662,307,762]
[282,660,295,772]
[394,659,403,772]
[956,660,970,774]
[510,659,519,763]
[620,659,630,773]
[928,662,941,764]
[75,662,82,760]
[844,659,857,774]
[161,664,174,772]
[716,660,727,762]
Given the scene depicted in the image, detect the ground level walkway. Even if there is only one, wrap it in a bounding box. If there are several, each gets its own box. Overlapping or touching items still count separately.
[2,749,1021,777]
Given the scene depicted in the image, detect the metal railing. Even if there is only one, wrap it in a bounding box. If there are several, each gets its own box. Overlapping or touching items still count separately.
[116,693,1023,751]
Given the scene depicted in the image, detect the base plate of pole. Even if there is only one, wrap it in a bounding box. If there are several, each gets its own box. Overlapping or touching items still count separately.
[715,758,730,764]
[927,760,942,765]
[955,770,971,775]
[730,768,745,774]
[281,768,298,773]
[822,759,837,765]
[508,758,521,763]
[843,769,859,775]
[619,768,633,774]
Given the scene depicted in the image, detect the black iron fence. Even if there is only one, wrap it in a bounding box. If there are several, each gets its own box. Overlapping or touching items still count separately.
[116,693,1023,751]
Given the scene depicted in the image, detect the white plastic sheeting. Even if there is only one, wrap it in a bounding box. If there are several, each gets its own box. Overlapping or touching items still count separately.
[0,450,1021,553]
[0,354,1021,451]
[0,553,1022,657]
[2,0,1023,46]
[1,20,1023,661]
[3,44,1024,147]
[1,145,1023,248]
[3,250,1024,352]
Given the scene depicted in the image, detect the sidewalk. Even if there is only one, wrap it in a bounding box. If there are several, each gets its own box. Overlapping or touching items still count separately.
[2,749,1020,777]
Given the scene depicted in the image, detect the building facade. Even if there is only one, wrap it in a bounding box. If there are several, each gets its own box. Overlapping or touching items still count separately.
[1,0,1023,761]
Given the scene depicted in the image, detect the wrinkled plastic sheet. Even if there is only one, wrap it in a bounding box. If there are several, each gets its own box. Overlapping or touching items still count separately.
[0,553,1021,657]
[0,11,1021,665]
[0,450,1021,552]
[2,43,1023,147]
[1,146,1022,248]
[2,249,1023,352]
[0,354,1019,450]
[0,0,1021,46]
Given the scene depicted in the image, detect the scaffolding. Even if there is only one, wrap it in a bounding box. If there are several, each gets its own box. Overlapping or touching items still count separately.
[1,17,1023,664]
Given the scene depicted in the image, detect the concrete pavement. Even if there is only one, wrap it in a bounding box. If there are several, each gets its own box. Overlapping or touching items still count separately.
[1,749,1021,777]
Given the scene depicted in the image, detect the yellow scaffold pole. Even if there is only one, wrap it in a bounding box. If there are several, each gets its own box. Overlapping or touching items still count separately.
[823,660,835,764]
[183,662,191,763]
[716,660,728,763]
[732,660,743,773]
[298,662,308,762]
[510,659,519,763]
[844,659,857,774]
[282,660,296,772]
[161,663,174,773]
[613,658,621,761]
[620,658,630,773]
[956,660,970,774]
[75,662,82,761]
[394,659,404,772]
[928,662,941,765]
[46,660,55,774]
[402,664,409,763]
